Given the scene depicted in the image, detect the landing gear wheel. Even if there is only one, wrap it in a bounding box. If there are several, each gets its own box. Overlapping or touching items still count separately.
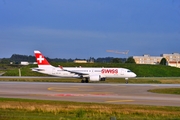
[125,78,128,84]
[126,80,128,84]
[85,78,89,83]
[102,78,106,81]
[81,80,85,83]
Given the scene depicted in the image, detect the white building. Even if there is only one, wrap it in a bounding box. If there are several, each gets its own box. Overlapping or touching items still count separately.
[133,53,180,68]
[162,53,180,68]
[133,55,162,65]
[20,61,29,65]
[74,60,87,63]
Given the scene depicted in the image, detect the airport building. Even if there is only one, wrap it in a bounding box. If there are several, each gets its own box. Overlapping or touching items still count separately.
[74,59,88,63]
[162,53,180,68]
[133,53,180,68]
[74,58,94,63]
[20,61,29,65]
[133,55,162,65]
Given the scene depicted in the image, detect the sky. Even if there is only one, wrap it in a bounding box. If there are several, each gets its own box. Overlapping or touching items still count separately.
[0,0,180,59]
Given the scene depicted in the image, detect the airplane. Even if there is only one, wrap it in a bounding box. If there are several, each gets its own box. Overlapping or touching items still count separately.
[32,50,136,83]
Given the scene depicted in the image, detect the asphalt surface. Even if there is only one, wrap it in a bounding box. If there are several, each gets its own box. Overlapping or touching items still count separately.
[0,81,180,106]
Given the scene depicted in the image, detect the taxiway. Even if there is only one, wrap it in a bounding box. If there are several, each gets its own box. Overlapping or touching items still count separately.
[0,82,180,106]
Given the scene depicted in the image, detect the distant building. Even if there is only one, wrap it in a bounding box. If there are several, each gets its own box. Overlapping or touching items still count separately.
[20,61,37,65]
[33,62,37,64]
[89,58,95,63]
[133,54,162,65]
[162,53,180,68]
[133,53,180,68]
[74,59,87,63]
[20,61,29,65]
[28,62,37,65]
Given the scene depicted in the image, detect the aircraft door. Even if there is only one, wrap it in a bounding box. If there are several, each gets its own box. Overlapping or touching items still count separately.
[120,69,125,76]
[52,68,56,75]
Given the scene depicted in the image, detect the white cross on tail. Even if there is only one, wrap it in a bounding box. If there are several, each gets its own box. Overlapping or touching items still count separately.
[37,55,44,63]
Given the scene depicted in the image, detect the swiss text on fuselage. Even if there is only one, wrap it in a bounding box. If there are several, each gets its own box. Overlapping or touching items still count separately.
[101,69,118,74]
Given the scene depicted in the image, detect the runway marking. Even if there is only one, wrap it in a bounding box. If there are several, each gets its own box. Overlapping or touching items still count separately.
[109,85,120,86]
[50,94,84,97]
[89,92,113,95]
[151,85,159,87]
[49,93,119,97]
[106,100,134,103]
[48,86,94,92]
[71,86,92,88]
[110,85,126,87]
[48,87,79,92]
[29,94,46,96]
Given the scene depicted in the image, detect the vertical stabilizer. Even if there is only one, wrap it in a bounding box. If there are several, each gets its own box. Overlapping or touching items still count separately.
[34,50,53,68]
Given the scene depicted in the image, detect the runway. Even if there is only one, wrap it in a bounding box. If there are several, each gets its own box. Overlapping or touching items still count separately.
[0,81,180,106]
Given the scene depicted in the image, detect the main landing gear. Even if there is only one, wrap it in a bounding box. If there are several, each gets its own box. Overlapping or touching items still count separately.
[125,78,128,84]
[81,78,89,83]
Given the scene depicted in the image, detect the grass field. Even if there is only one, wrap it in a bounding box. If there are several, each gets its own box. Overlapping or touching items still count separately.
[148,88,180,95]
[0,98,180,120]
[1,63,180,77]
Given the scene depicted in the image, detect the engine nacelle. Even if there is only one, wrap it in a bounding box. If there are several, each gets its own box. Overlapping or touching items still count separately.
[89,75,100,81]
[89,75,106,81]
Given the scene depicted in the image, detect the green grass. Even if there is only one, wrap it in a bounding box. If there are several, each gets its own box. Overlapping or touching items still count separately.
[148,88,180,95]
[0,98,180,120]
[1,63,180,77]
[1,63,180,84]
[1,64,47,76]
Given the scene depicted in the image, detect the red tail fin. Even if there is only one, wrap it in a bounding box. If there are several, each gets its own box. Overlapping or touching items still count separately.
[34,50,50,65]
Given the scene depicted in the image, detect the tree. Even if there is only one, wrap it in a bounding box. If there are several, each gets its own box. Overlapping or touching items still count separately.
[111,58,122,63]
[160,58,167,65]
[0,58,10,64]
[125,57,136,63]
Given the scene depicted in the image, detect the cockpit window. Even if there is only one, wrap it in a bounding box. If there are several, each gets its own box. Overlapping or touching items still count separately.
[127,70,131,72]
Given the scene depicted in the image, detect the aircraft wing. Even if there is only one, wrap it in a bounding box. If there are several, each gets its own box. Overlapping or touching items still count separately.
[59,66,89,76]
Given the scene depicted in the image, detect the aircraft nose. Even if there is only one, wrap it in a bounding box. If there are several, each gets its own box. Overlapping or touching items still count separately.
[132,72,137,77]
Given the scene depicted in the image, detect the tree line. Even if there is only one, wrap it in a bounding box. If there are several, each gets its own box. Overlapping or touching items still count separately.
[0,54,136,64]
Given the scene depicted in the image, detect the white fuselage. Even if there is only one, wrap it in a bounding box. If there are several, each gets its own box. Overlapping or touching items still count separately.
[34,66,136,78]
[33,50,136,82]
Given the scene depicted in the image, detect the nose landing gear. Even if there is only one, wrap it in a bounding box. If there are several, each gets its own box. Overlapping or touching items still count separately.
[125,78,128,84]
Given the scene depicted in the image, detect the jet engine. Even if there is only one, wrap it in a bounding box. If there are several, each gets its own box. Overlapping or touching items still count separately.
[89,75,106,81]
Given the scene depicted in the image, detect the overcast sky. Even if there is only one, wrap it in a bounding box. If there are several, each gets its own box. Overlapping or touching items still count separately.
[0,0,180,59]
